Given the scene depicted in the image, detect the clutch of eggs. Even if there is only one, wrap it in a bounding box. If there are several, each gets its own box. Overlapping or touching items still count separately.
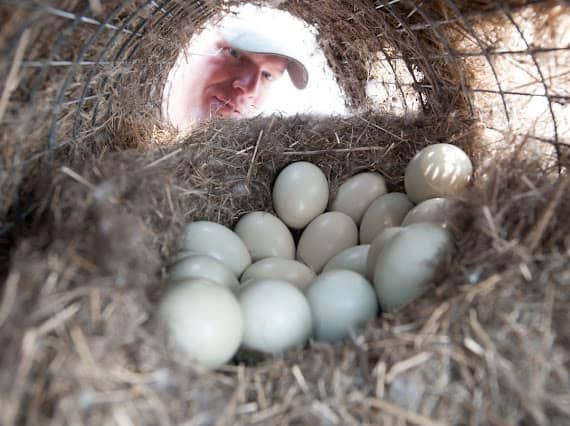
[158,144,472,368]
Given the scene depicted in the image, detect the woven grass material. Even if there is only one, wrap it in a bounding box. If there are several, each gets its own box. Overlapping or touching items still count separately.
[1,0,570,425]
[5,0,567,221]
[1,112,569,424]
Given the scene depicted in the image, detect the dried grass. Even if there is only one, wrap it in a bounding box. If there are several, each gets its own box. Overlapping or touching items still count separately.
[1,111,569,425]
[1,0,569,425]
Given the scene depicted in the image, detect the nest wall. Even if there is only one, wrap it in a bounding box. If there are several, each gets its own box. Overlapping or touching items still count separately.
[0,0,569,425]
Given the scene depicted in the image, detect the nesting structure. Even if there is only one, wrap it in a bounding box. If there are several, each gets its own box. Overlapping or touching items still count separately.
[0,1,569,425]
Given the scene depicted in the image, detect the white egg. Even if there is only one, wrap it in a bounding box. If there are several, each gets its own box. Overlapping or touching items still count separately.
[239,280,312,354]
[330,172,387,225]
[373,223,452,312]
[234,212,295,261]
[181,221,251,277]
[240,257,316,290]
[167,255,239,289]
[297,212,358,273]
[365,227,403,280]
[359,193,414,244]
[170,250,198,265]
[405,143,473,203]
[158,279,243,368]
[322,245,370,277]
[306,270,378,342]
[272,162,329,229]
[402,197,456,228]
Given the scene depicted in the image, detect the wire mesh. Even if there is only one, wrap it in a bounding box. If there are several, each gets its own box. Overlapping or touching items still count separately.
[368,0,569,165]
[0,0,569,423]
[0,0,568,194]
[0,0,218,164]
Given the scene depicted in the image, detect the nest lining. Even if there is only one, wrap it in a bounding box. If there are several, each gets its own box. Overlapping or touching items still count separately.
[1,0,570,425]
[2,110,569,424]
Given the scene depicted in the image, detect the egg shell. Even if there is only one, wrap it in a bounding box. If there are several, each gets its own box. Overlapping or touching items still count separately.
[169,250,198,265]
[306,270,378,342]
[272,162,329,229]
[181,221,251,277]
[234,212,295,261]
[373,223,452,312]
[330,172,387,225]
[405,143,473,203]
[402,197,457,228]
[168,255,239,289]
[158,279,243,368]
[297,212,358,273]
[359,193,414,244]
[238,279,312,354]
[365,227,403,280]
[322,245,370,277]
[240,257,316,290]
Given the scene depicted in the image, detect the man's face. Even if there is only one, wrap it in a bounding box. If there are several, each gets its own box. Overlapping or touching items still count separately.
[196,39,289,119]
[163,33,289,129]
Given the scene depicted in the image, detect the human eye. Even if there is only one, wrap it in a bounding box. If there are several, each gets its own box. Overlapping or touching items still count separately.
[223,47,240,59]
[262,70,273,81]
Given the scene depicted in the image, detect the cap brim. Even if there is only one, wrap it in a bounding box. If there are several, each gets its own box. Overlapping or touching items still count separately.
[286,59,309,90]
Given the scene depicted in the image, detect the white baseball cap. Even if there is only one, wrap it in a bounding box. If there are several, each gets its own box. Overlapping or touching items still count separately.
[217,22,309,90]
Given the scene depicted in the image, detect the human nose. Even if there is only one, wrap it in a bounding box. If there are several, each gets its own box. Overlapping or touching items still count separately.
[232,66,260,96]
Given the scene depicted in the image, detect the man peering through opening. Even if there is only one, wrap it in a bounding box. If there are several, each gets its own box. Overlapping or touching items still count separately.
[162,14,309,130]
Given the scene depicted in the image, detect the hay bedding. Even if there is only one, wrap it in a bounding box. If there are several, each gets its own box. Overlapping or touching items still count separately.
[1,0,570,425]
[1,109,569,425]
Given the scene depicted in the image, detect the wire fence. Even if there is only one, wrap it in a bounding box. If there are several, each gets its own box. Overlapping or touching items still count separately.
[0,0,568,165]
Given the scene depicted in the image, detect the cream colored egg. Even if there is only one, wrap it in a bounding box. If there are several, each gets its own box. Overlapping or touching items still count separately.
[322,245,369,277]
[239,280,312,354]
[306,270,378,342]
[359,193,414,244]
[272,162,329,229]
[365,227,403,280]
[158,279,243,368]
[234,212,295,261]
[168,255,239,289]
[297,212,358,273]
[373,223,452,312]
[181,221,251,277]
[405,143,473,203]
[330,172,387,225]
[402,197,456,228]
[240,258,316,290]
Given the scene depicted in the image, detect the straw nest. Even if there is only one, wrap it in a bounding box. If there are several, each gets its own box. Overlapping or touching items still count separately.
[1,0,569,425]
[2,111,569,425]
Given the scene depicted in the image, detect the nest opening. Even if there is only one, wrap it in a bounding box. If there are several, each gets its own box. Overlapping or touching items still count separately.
[161,3,348,130]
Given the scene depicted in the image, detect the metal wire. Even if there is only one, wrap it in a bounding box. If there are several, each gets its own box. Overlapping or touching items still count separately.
[71,0,171,141]
[0,0,142,36]
[1,0,567,169]
[45,0,138,161]
[7,1,212,165]
[368,46,570,62]
[380,0,556,32]
[410,1,476,116]
[378,81,570,102]
[443,0,511,123]
[502,2,562,171]
[379,1,444,113]
[89,0,183,128]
